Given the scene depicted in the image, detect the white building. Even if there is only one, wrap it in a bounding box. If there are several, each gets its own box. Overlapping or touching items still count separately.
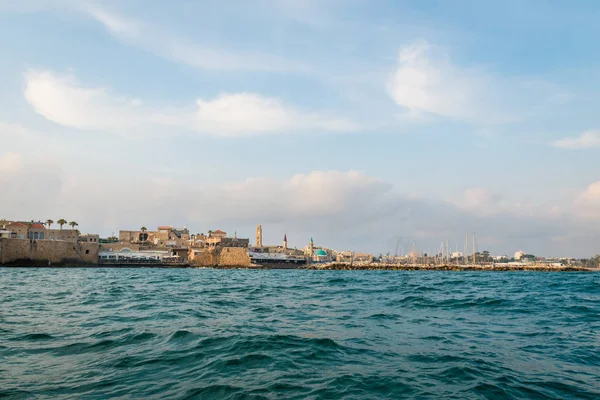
[99,248,170,262]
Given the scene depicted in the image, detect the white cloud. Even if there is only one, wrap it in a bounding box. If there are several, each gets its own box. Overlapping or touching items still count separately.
[575,181,600,218]
[552,130,600,149]
[84,6,309,73]
[23,69,357,136]
[24,70,152,131]
[0,121,36,140]
[387,39,556,124]
[387,40,486,122]
[86,6,140,37]
[580,181,600,203]
[462,188,503,214]
[0,152,64,217]
[195,93,358,135]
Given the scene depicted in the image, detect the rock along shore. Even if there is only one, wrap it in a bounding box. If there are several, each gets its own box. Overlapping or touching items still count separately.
[304,262,598,272]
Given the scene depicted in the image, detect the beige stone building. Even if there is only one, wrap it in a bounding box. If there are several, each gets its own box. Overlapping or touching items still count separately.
[80,234,100,243]
[119,226,190,247]
[3,221,80,241]
[46,229,79,241]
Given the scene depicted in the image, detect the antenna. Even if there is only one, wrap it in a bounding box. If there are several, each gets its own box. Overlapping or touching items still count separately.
[465,233,468,265]
[472,234,476,264]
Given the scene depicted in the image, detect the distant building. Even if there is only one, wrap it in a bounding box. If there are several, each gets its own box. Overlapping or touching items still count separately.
[99,248,170,262]
[206,236,249,248]
[46,229,79,241]
[119,226,190,247]
[209,230,227,239]
[3,221,82,241]
[354,253,373,263]
[80,234,99,243]
[514,251,526,260]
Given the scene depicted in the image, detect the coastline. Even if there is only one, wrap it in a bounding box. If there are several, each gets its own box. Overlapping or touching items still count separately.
[1,263,598,271]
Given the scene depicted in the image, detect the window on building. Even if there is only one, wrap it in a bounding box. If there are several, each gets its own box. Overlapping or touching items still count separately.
[85,250,90,254]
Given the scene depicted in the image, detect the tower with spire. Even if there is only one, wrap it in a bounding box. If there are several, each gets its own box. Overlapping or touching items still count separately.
[283,234,288,250]
[309,237,314,257]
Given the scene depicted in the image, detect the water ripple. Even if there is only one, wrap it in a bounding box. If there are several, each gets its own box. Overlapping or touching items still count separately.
[1,269,599,399]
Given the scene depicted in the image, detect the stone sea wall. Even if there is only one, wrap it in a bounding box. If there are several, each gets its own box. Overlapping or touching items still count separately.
[190,248,250,267]
[307,262,596,272]
[0,238,99,266]
[220,248,251,267]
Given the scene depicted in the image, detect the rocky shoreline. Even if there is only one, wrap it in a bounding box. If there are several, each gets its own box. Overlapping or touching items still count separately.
[304,263,598,272]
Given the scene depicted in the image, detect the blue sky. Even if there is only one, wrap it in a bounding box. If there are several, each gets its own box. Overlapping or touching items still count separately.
[1,0,599,257]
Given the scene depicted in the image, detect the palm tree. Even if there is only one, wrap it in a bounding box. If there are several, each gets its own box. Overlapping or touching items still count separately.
[69,221,78,231]
[140,226,148,243]
[0,218,7,229]
[57,219,67,230]
[46,219,54,229]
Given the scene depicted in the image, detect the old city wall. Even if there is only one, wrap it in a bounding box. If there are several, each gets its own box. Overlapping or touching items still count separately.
[0,238,99,265]
[189,248,250,267]
[220,248,251,267]
[189,248,220,267]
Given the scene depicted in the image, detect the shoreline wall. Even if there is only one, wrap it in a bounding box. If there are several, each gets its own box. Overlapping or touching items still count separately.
[0,238,99,266]
[189,247,250,267]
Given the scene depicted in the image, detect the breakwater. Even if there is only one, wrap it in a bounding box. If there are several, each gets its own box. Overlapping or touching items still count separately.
[307,262,597,272]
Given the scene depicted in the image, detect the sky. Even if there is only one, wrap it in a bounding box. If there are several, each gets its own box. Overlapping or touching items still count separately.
[1,0,600,257]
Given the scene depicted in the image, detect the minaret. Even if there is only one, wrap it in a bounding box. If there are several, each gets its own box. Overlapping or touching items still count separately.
[283,234,288,250]
[309,237,314,257]
[256,225,263,247]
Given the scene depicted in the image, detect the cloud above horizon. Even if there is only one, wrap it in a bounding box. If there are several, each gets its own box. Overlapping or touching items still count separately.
[1,150,597,257]
[84,6,311,73]
[24,70,358,136]
[387,39,559,125]
[552,130,600,149]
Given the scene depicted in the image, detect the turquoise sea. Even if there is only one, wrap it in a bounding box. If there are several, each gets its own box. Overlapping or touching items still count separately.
[1,268,599,399]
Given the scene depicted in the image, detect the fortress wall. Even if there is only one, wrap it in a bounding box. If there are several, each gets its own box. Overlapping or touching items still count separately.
[0,238,99,265]
[190,249,220,267]
[190,248,249,267]
[220,247,251,267]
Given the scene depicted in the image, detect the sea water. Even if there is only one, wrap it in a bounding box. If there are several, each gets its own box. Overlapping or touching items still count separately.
[1,268,599,399]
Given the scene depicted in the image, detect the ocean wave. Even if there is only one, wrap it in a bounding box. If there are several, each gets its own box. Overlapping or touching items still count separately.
[1,268,599,399]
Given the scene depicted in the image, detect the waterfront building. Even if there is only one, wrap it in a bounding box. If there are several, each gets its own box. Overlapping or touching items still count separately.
[119,226,190,247]
[2,221,84,241]
[46,229,79,241]
[206,236,249,248]
[98,248,171,262]
[303,238,335,262]
[6,222,29,239]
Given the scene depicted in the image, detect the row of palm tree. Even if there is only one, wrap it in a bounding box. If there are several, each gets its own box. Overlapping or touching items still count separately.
[45,219,78,230]
[1,218,78,230]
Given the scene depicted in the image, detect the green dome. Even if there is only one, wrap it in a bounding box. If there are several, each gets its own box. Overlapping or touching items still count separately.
[314,249,327,256]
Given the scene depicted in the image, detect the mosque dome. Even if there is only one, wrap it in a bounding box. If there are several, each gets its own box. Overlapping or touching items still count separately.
[314,249,327,256]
